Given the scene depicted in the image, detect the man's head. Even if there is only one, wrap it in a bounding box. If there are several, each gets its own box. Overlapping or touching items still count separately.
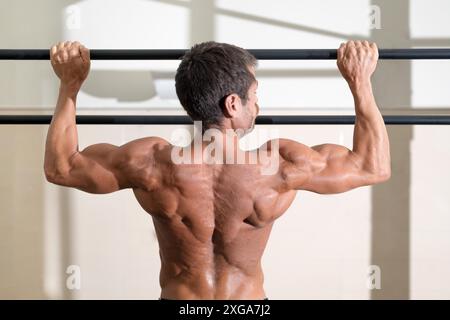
[175,41,259,132]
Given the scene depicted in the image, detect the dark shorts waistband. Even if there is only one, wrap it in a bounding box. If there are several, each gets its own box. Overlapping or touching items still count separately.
[159,298,269,300]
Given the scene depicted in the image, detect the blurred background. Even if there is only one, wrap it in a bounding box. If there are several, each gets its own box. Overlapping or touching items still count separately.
[0,0,449,299]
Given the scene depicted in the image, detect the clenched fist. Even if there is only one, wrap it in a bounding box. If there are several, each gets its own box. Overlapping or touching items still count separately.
[337,40,378,86]
[50,41,90,89]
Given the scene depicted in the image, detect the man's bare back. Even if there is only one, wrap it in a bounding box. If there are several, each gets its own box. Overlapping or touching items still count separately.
[44,40,391,299]
[129,138,296,299]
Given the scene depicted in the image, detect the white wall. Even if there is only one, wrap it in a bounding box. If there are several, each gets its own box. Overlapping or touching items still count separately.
[1,0,449,299]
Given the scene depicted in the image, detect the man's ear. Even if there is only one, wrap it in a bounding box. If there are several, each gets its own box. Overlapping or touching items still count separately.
[223,93,241,118]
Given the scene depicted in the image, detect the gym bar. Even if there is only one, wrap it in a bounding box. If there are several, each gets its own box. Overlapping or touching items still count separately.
[1,48,450,60]
[1,115,450,125]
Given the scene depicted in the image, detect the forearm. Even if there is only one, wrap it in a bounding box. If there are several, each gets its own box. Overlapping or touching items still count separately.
[44,84,80,175]
[351,81,391,176]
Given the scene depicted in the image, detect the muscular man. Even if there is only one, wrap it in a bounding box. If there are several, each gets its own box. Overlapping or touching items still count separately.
[44,40,390,299]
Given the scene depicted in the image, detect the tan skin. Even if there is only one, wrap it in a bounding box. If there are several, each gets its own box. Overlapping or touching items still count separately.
[44,40,391,299]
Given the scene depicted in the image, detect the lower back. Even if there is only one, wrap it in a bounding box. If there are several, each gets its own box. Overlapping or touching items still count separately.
[159,260,266,299]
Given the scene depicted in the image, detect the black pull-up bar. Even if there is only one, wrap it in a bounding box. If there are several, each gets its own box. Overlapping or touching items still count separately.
[1,48,450,60]
[2,48,449,126]
[1,115,450,125]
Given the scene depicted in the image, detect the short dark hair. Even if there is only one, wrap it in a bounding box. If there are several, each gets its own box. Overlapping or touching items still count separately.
[175,41,257,128]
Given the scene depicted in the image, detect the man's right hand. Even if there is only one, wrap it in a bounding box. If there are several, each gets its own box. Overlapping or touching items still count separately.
[337,40,378,87]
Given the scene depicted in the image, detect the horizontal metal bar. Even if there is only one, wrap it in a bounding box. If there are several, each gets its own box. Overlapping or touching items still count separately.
[1,49,450,60]
[1,115,450,125]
